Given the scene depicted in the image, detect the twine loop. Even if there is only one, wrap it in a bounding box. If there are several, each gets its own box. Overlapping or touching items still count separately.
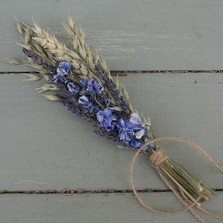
[129,136,223,223]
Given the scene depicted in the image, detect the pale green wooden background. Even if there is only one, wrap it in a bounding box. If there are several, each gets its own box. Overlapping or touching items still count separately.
[0,0,223,222]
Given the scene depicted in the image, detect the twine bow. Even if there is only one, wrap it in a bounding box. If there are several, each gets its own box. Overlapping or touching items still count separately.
[129,137,223,223]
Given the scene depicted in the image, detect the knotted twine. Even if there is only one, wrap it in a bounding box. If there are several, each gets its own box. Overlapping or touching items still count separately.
[129,137,223,223]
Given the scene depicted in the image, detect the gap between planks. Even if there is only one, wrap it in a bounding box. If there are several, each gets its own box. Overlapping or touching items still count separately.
[1,70,223,76]
[0,188,222,195]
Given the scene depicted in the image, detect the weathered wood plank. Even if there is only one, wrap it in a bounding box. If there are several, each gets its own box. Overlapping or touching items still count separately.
[0,192,222,223]
[1,0,223,71]
[0,73,223,190]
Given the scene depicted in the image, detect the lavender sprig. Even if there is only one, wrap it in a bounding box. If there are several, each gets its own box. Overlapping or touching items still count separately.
[22,48,55,73]
[95,65,130,114]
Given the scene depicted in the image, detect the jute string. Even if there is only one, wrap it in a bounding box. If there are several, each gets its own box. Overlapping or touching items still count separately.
[129,137,223,223]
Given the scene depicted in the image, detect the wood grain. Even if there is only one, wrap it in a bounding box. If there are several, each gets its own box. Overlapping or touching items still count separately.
[0,73,222,190]
[0,192,222,223]
[1,0,223,71]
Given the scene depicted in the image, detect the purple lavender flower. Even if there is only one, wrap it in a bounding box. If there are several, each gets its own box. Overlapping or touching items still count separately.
[130,139,142,148]
[129,113,147,139]
[116,118,132,143]
[51,72,69,87]
[116,113,147,148]
[57,61,72,75]
[67,82,80,95]
[78,95,98,112]
[80,78,104,95]
[116,118,141,148]
[97,96,112,107]
[96,108,116,132]
[51,61,73,86]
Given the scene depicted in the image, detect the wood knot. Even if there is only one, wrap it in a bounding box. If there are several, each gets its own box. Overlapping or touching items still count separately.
[149,148,168,168]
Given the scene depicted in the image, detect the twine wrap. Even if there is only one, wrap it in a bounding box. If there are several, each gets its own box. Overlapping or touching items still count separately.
[149,148,168,168]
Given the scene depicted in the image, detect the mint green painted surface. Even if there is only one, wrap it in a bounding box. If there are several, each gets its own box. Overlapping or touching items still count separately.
[0,193,222,223]
[0,1,222,222]
[1,0,223,71]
